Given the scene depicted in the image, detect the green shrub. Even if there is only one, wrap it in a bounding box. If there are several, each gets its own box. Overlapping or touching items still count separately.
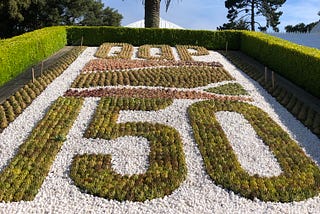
[66,26,241,50]
[240,31,320,98]
[0,26,67,87]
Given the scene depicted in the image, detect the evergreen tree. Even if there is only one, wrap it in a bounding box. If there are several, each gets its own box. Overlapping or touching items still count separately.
[0,0,123,38]
[217,19,250,30]
[223,0,286,32]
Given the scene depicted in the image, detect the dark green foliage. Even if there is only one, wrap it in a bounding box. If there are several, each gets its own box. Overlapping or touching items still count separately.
[285,22,319,33]
[188,100,320,202]
[223,0,286,31]
[0,0,123,38]
[0,97,83,202]
[66,26,241,50]
[70,97,187,202]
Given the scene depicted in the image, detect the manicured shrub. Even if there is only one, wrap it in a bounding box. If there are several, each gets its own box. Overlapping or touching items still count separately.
[0,47,85,133]
[66,26,241,50]
[240,31,320,98]
[0,26,67,87]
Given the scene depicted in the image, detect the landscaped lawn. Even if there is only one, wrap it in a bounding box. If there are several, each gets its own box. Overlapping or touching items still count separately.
[0,44,319,213]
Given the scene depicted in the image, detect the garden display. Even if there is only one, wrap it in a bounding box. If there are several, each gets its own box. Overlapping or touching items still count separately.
[0,43,319,213]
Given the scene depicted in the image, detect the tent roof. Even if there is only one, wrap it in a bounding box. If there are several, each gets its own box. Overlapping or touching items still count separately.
[311,21,320,33]
[125,18,184,29]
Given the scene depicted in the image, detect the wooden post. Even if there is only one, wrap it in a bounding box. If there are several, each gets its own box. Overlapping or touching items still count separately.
[80,36,84,48]
[32,68,35,83]
[272,71,275,89]
[41,61,44,76]
[226,41,228,52]
[264,66,267,85]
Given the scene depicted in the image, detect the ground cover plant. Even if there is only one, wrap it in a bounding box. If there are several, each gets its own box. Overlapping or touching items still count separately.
[0,43,319,213]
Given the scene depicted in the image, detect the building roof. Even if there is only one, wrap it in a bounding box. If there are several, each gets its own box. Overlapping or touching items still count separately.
[125,18,184,29]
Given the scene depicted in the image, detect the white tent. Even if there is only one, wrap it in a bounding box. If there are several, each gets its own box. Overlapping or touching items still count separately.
[310,21,320,33]
[125,18,184,29]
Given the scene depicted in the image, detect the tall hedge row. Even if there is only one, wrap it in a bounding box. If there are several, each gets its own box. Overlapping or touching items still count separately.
[0,26,67,87]
[66,26,241,50]
[240,31,320,98]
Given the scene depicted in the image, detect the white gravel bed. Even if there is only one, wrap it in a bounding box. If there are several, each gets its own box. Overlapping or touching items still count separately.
[0,47,320,213]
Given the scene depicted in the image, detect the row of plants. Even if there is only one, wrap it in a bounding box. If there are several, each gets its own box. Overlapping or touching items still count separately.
[138,45,175,60]
[64,88,252,102]
[176,45,210,61]
[94,43,134,59]
[205,83,248,96]
[188,99,320,202]
[219,51,320,137]
[0,97,83,202]
[82,58,222,73]
[0,46,86,133]
[71,66,235,89]
[0,26,67,87]
[70,97,187,202]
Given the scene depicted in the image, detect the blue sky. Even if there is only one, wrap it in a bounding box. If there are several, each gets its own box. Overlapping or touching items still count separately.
[103,0,319,32]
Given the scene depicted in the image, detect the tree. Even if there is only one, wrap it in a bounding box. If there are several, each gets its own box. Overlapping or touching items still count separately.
[143,0,176,28]
[0,0,123,38]
[285,12,320,33]
[285,22,318,33]
[217,19,250,30]
[223,0,286,32]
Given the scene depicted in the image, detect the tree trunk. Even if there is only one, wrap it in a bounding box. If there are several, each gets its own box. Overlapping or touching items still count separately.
[250,0,255,31]
[145,0,160,28]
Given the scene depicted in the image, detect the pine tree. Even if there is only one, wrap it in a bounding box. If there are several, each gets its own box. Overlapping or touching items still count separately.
[223,0,286,32]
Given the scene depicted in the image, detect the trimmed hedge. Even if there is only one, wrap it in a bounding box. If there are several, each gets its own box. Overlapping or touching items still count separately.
[240,31,320,98]
[66,26,241,50]
[0,26,67,87]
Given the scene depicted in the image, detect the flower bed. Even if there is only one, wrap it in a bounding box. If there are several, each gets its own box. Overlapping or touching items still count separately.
[0,44,319,213]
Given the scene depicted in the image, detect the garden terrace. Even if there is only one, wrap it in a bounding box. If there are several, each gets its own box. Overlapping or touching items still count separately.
[0,39,319,213]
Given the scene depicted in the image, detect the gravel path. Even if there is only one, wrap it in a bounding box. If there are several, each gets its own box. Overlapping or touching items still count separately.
[0,47,319,213]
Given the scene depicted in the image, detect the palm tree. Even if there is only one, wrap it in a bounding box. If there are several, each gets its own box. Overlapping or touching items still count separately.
[144,0,173,28]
